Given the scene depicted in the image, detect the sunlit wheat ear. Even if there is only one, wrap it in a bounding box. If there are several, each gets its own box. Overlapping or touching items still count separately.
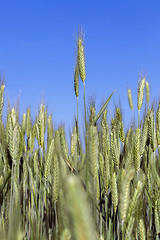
[139,218,146,240]
[127,89,133,111]
[36,104,47,148]
[21,113,26,135]
[88,125,99,180]
[110,128,120,167]
[120,168,135,224]
[140,116,148,157]
[111,172,118,213]
[0,84,5,120]
[70,126,77,156]
[103,152,110,195]
[116,107,122,122]
[26,108,32,138]
[60,127,69,158]
[145,81,150,105]
[74,58,79,98]
[98,152,104,182]
[147,167,153,197]
[156,102,160,146]
[77,31,86,82]
[101,109,110,156]
[47,115,54,148]
[6,108,22,164]
[54,130,61,157]
[154,200,160,235]
[27,124,35,153]
[89,105,96,126]
[137,77,145,111]
[52,153,60,203]
[33,150,38,177]
[134,127,141,172]
[148,109,157,152]
[64,176,96,240]
[120,120,125,143]
[44,138,54,182]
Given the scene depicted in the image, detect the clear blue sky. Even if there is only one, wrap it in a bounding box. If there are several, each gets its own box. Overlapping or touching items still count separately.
[0,1,160,133]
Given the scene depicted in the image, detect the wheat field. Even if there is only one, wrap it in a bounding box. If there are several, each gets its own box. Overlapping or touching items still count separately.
[0,30,159,240]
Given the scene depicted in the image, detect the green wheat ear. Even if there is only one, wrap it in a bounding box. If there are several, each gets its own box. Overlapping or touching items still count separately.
[26,108,32,138]
[156,102,160,146]
[111,172,118,213]
[6,108,22,164]
[87,125,99,180]
[74,57,79,98]
[0,84,5,120]
[47,114,54,148]
[127,89,133,111]
[134,127,141,172]
[64,176,96,240]
[140,116,148,157]
[139,218,146,240]
[77,30,86,83]
[137,77,145,111]
[70,125,77,156]
[120,168,135,224]
[148,109,157,152]
[35,104,47,148]
[44,138,54,182]
[52,153,60,203]
[145,81,150,105]
[154,200,160,235]
[110,127,120,167]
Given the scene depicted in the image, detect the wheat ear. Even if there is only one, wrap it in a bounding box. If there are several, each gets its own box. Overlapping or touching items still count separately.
[127,89,133,111]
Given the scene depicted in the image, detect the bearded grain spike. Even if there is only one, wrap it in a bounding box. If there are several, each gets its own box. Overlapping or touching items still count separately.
[21,113,26,135]
[156,103,160,146]
[120,168,135,224]
[71,126,77,156]
[140,116,148,157]
[134,128,141,172]
[110,128,120,167]
[74,58,79,98]
[154,200,160,235]
[145,81,150,105]
[47,115,54,148]
[52,153,60,203]
[138,78,145,111]
[45,139,54,181]
[60,127,69,158]
[88,126,99,180]
[0,84,5,120]
[120,120,125,143]
[77,33,86,82]
[139,219,146,240]
[148,110,157,151]
[111,172,118,213]
[26,108,32,137]
[103,152,110,195]
[127,89,133,111]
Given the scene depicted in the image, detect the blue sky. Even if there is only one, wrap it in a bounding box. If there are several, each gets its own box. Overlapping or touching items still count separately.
[0,1,160,133]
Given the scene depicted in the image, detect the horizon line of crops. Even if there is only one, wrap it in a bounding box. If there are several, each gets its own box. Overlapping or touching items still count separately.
[0,28,159,240]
